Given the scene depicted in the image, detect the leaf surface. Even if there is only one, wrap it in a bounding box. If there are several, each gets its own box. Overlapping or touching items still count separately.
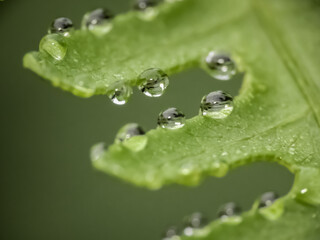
[24,0,320,239]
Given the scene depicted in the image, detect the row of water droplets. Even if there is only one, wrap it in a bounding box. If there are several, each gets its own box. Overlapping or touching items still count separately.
[111,52,237,143]
[162,192,279,240]
[39,0,167,61]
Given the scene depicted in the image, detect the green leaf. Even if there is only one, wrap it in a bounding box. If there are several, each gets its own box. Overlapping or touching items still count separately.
[23,0,320,239]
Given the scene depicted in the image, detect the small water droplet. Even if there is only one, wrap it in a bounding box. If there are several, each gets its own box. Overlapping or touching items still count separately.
[82,8,114,34]
[138,68,169,97]
[39,34,67,61]
[133,0,162,10]
[218,202,241,219]
[133,0,162,20]
[48,17,73,36]
[200,91,234,119]
[157,107,185,129]
[162,226,179,240]
[183,212,207,236]
[259,199,284,220]
[90,142,106,161]
[205,51,237,80]
[107,82,133,105]
[115,123,145,143]
[258,192,278,208]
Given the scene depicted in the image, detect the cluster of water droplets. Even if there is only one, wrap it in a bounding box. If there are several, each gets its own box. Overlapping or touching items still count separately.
[39,0,165,61]
[161,191,281,239]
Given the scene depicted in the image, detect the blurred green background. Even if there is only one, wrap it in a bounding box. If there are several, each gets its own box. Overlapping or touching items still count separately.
[0,1,293,239]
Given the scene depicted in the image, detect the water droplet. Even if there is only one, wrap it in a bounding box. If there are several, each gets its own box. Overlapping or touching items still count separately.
[133,0,162,20]
[205,51,237,80]
[82,8,114,34]
[258,192,278,208]
[133,0,162,10]
[39,34,67,61]
[48,17,73,36]
[157,107,186,129]
[200,91,234,119]
[115,123,145,143]
[218,202,241,219]
[162,226,179,240]
[138,68,169,97]
[90,142,106,161]
[259,199,284,220]
[183,212,207,236]
[107,82,133,105]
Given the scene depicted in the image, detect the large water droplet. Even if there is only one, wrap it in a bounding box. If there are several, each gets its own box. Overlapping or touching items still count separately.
[115,123,145,143]
[258,192,278,208]
[200,91,234,119]
[138,68,169,97]
[39,34,67,61]
[162,226,179,240]
[48,17,73,36]
[205,51,237,80]
[218,202,241,219]
[82,8,114,34]
[107,82,133,105]
[183,212,207,236]
[158,107,185,129]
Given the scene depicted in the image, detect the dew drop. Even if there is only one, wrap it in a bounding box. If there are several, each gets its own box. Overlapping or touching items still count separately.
[162,226,180,240]
[82,8,114,34]
[138,68,169,97]
[133,0,162,20]
[205,51,237,80]
[115,123,145,143]
[133,0,163,10]
[183,212,207,236]
[90,142,106,161]
[258,192,278,208]
[107,82,133,105]
[218,202,241,219]
[39,34,67,61]
[158,107,185,129]
[200,91,234,119]
[48,17,73,36]
[259,199,284,220]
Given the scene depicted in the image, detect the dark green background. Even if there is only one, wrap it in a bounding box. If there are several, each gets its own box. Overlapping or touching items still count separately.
[0,1,293,239]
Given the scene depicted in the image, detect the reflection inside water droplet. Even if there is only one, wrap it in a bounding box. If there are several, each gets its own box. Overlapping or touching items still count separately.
[133,0,162,20]
[157,107,186,129]
[205,51,237,80]
[138,68,169,97]
[48,17,74,36]
[258,192,278,208]
[82,8,114,34]
[107,82,133,105]
[162,226,179,240]
[218,202,241,219]
[200,91,234,119]
[115,123,145,143]
[183,212,207,236]
[90,142,106,161]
